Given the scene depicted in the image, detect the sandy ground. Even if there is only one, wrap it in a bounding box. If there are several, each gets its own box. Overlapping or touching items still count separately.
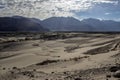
[1,33,120,80]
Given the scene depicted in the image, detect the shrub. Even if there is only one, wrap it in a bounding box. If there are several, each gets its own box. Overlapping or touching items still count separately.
[106,75,111,78]
[109,66,120,72]
[113,70,120,78]
[32,43,39,46]
[64,45,79,53]
[74,77,82,80]
[36,60,58,65]
[12,67,17,70]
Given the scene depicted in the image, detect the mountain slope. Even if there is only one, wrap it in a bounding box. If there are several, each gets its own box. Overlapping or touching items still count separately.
[42,17,120,32]
[42,17,93,31]
[82,18,120,31]
[0,16,49,32]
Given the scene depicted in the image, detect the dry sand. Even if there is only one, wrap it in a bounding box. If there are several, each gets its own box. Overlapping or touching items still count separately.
[0,33,120,80]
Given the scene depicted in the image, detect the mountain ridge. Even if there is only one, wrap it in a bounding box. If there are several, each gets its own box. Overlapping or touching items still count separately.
[0,16,120,32]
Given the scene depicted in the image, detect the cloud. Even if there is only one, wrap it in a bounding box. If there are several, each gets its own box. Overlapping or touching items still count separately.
[93,0,118,4]
[0,0,119,20]
[105,13,111,15]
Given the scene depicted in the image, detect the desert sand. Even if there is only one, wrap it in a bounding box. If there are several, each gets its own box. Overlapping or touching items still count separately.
[1,33,120,80]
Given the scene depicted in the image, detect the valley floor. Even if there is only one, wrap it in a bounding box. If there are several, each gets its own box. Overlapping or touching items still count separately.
[1,33,120,80]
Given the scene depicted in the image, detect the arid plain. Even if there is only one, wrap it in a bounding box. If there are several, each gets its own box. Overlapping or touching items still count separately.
[0,32,120,80]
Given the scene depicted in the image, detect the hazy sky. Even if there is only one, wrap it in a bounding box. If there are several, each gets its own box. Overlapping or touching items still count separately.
[0,0,120,20]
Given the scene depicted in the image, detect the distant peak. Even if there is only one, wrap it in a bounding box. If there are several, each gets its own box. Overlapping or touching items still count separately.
[12,15,23,18]
[46,16,76,19]
[83,18,100,21]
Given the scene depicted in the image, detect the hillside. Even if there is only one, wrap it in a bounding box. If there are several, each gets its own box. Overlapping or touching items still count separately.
[42,17,120,31]
[0,16,49,32]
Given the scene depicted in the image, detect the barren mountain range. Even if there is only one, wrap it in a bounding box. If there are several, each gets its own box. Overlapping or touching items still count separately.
[0,16,120,32]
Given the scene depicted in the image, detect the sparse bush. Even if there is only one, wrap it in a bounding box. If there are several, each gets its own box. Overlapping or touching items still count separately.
[0,72,17,80]
[64,45,79,53]
[21,71,34,77]
[33,69,36,72]
[84,43,113,55]
[51,72,54,74]
[32,43,39,46]
[74,77,82,80]
[36,60,59,65]
[106,75,111,78]
[113,70,120,78]
[63,72,67,74]
[10,71,14,74]
[30,74,34,78]
[73,57,78,61]
[3,67,6,70]
[25,37,32,40]
[12,66,17,70]
[109,66,120,72]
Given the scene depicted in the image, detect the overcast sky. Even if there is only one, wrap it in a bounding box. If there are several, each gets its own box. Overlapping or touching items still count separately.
[0,0,120,21]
